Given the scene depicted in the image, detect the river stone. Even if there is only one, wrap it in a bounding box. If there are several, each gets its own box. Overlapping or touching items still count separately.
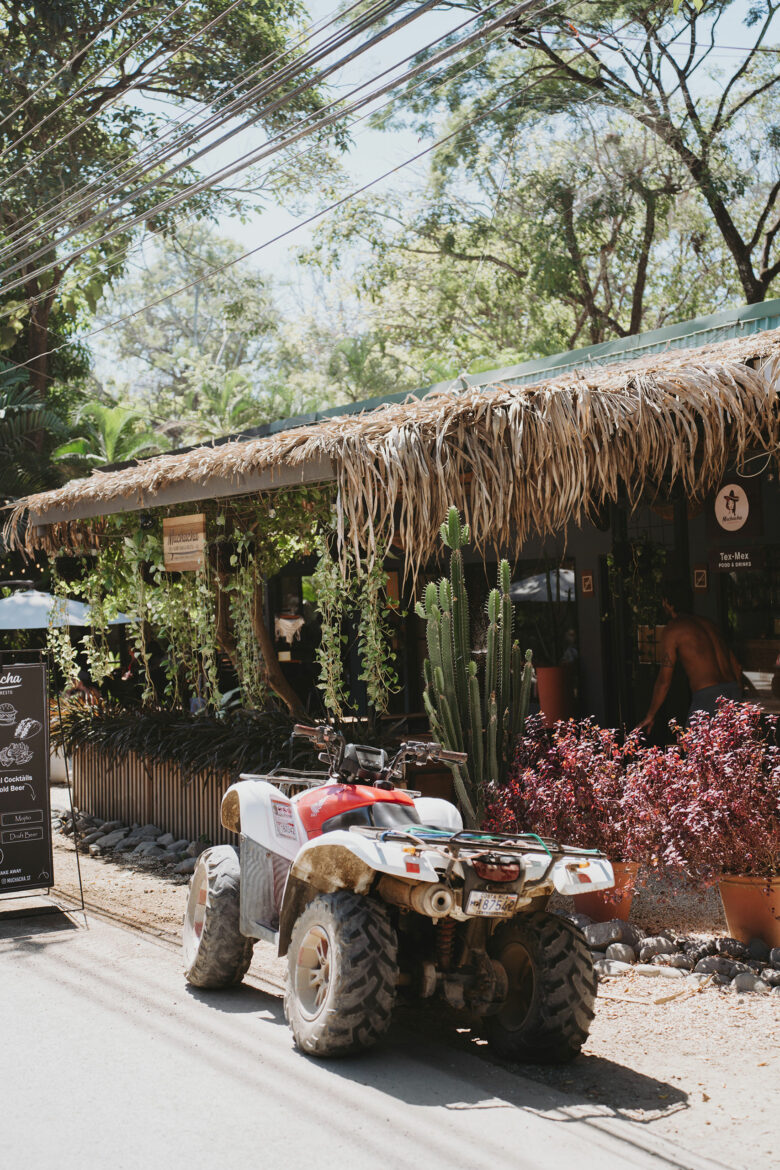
[157,832,175,848]
[186,841,209,858]
[656,967,687,980]
[715,937,749,959]
[748,937,771,962]
[733,972,759,992]
[157,851,181,864]
[174,857,197,875]
[652,953,694,969]
[769,947,780,970]
[170,839,190,853]
[79,829,104,845]
[114,839,137,854]
[605,943,636,964]
[97,819,124,833]
[633,964,662,977]
[88,844,103,857]
[760,968,780,987]
[568,912,593,930]
[95,829,128,850]
[639,937,679,962]
[694,956,740,978]
[593,959,632,977]
[133,840,165,857]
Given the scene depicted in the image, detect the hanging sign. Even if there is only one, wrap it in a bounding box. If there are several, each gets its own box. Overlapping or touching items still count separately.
[714,483,749,533]
[163,513,206,571]
[0,661,53,895]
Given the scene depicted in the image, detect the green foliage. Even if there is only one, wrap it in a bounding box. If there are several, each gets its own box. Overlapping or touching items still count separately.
[416,507,533,827]
[311,534,400,721]
[54,400,170,467]
[0,364,67,497]
[52,698,299,783]
[0,1,332,387]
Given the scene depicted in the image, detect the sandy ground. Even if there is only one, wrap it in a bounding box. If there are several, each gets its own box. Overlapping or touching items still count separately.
[46,791,779,1170]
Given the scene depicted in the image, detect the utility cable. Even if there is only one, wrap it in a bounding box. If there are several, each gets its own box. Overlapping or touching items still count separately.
[1,17,515,333]
[0,0,202,167]
[0,0,375,260]
[4,3,627,381]
[0,0,413,267]
[0,0,405,262]
[0,0,459,291]
[0,0,145,132]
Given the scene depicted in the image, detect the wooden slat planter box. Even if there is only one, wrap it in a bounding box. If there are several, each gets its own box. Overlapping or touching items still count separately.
[73,746,233,846]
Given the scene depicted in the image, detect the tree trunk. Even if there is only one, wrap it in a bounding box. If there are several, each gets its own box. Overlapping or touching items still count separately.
[251,583,307,718]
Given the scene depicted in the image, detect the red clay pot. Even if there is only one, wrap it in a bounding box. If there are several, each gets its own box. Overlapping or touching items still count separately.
[573,861,639,923]
[718,876,780,947]
[536,666,575,727]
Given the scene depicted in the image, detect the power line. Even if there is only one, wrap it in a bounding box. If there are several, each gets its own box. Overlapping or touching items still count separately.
[0,0,146,132]
[0,0,204,167]
[0,0,373,261]
[0,0,415,274]
[1,17,515,333]
[4,4,635,383]
[0,0,466,292]
[0,0,406,264]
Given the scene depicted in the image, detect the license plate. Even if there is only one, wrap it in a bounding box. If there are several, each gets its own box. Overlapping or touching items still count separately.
[466,890,518,917]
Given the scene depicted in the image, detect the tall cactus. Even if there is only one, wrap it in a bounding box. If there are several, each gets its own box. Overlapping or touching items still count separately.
[416,507,533,827]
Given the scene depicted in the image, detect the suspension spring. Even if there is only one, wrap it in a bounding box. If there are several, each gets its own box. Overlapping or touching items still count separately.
[436,918,455,972]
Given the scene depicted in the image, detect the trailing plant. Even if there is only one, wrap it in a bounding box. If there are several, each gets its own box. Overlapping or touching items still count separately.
[221,532,268,710]
[46,571,79,684]
[416,507,533,827]
[607,538,667,633]
[356,545,399,717]
[311,534,352,719]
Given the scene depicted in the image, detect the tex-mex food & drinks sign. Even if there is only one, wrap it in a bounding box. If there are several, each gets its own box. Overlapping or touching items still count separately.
[0,662,53,894]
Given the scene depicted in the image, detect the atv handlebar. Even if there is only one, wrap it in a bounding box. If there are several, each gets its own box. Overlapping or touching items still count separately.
[292,724,467,780]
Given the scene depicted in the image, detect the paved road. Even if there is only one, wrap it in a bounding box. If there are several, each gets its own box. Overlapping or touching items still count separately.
[0,907,722,1170]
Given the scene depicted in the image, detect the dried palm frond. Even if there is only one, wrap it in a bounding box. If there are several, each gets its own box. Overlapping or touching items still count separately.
[6,329,780,580]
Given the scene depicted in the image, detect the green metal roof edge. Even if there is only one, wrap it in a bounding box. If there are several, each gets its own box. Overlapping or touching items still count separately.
[265,298,780,433]
[122,299,780,471]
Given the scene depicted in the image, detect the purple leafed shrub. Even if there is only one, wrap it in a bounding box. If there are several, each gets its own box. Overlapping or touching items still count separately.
[484,716,640,861]
[625,702,780,884]
[485,702,780,884]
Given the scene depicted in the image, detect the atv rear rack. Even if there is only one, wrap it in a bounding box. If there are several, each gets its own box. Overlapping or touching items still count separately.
[362,825,604,860]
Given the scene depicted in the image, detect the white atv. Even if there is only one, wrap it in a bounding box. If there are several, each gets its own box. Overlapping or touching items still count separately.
[183,723,613,1061]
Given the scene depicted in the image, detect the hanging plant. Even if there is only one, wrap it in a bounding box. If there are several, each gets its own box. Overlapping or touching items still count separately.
[46,568,78,684]
[356,546,399,716]
[312,534,352,719]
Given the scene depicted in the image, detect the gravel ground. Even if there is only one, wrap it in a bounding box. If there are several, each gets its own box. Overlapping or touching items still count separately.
[46,798,779,1170]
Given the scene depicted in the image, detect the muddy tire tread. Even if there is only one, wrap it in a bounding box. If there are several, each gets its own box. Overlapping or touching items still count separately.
[285,891,397,1057]
[487,911,596,1064]
[183,845,254,989]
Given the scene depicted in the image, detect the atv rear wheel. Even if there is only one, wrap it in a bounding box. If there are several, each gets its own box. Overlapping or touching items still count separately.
[182,846,254,988]
[285,891,397,1057]
[486,911,595,1064]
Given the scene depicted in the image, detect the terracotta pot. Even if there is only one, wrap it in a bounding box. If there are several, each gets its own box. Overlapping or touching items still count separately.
[573,861,639,922]
[536,665,575,727]
[718,875,780,947]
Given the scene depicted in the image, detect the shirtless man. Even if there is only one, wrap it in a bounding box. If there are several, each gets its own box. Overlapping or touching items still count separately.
[637,585,742,734]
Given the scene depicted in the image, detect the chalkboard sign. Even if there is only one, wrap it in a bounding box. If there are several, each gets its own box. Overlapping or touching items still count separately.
[0,662,52,894]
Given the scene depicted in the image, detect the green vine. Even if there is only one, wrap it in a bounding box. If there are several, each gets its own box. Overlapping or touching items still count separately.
[356,550,399,715]
[312,534,351,719]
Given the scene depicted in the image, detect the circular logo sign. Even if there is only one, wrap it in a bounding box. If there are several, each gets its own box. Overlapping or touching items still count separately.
[715,482,749,532]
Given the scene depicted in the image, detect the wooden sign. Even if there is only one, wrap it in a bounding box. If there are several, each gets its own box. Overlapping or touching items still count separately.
[580,571,594,596]
[163,514,206,571]
[693,565,708,593]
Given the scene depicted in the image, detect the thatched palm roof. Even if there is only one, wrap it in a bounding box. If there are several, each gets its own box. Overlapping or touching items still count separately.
[8,328,780,576]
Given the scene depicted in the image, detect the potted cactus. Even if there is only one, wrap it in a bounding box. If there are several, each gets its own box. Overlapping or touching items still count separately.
[416,507,533,826]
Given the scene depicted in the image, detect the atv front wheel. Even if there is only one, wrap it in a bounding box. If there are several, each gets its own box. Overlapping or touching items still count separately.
[182,846,254,988]
[486,911,595,1064]
[285,891,397,1057]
